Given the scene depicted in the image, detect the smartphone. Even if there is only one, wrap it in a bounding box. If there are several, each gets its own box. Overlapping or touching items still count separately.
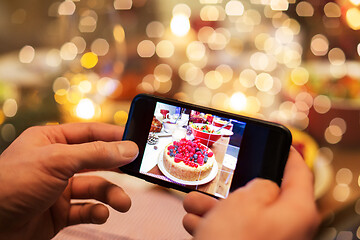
[121,94,292,198]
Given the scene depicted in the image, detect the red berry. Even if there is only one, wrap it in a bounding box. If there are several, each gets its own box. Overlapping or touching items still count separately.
[167,151,170,155]
[208,152,213,157]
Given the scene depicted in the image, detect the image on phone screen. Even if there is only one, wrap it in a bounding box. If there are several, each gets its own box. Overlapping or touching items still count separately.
[139,101,246,198]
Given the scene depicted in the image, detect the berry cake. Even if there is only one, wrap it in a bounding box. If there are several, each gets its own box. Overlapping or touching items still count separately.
[163,138,215,181]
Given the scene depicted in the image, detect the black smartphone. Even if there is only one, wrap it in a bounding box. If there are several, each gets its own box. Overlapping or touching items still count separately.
[121,94,292,198]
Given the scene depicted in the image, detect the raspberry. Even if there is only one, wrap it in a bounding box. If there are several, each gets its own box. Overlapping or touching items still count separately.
[208,152,213,157]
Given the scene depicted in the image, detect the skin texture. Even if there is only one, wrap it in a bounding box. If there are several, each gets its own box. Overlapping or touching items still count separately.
[183,147,320,240]
[0,123,139,240]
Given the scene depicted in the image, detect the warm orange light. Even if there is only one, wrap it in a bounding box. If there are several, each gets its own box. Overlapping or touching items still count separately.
[346,8,360,30]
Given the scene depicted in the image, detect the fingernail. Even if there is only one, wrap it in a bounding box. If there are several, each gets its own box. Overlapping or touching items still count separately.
[118,141,139,159]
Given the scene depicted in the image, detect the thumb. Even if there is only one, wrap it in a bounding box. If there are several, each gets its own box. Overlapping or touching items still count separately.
[43,140,139,177]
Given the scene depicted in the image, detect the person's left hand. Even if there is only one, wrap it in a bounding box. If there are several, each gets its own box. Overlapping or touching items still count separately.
[0,123,139,240]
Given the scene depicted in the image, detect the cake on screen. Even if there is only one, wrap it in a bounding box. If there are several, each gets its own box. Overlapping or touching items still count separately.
[163,138,215,181]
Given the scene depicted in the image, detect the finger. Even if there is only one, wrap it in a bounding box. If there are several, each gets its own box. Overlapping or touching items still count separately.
[42,140,138,176]
[234,178,280,205]
[34,123,124,144]
[182,213,202,236]
[280,147,315,202]
[67,203,109,226]
[71,176,131,212]
[59,122,125,144]
[183,191,218,216]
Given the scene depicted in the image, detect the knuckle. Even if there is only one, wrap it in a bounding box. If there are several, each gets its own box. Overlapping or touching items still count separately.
[22,126,43,136]
[91,141,113,159]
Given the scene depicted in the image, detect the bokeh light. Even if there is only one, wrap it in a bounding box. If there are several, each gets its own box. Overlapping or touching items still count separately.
[19,45,35,63]
[291,67,309,86]
[336,231,354,239]
[80,52,98,69]
[71,36,87,54]
[225,1,245,16]
[200,6,225,21]
[313,95,331,114]
[324,2,341,18]
[296,1,314,17]
[154,64,172,83]
[46,49,62,67]
[255,73,273,92]
[271,0,289,11]
[173,3,191,18]
[53,77,70,93]
[114,0,132,10]
[179,63,204,86]
[78,10,97,33]
[91,38,109,56]
[113,25,126,43]
[336,168,353,185]
[137,40,155,58]
[230,92,247,111]
[1,124,16,142]
[60,42,78,61]
[76,98,96,119]
[332,184,350,202]
[311,34,329,56]
[2,99,18,118]
[58,0,76,15]
[328,48,346,66]
[204,71,223,90]
[170,14,190,37]
[346,8,360,30]
[216,64,233,83]
[114,110,128,125]
[156,40,175,58]
[186,41,206,61]
[146,21,164,38]
[239,69,257,88]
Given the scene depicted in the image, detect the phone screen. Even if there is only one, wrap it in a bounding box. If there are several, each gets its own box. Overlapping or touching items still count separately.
[122,94,291,198]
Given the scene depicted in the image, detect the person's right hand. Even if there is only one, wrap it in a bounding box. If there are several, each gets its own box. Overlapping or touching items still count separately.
[0,123,138,240]
[183,147,320,240]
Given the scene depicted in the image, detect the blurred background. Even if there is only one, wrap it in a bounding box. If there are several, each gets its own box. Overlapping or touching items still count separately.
[0,0,359,239]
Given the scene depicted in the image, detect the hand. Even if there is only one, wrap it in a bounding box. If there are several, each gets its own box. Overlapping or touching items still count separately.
[183,147,320,240]
[0,123,139,240]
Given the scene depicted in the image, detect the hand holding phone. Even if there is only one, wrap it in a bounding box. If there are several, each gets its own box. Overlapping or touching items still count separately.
[183,147,320,239]
[121,94,292,199]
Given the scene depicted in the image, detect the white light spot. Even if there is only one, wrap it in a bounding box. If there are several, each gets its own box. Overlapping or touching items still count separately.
[19,45,35,63]
[76,98,95,120]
